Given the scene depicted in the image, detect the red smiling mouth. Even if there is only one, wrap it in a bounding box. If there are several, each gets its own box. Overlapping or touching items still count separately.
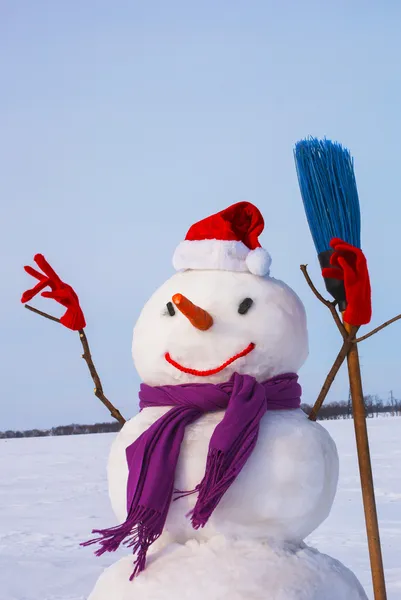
[164,343,255,377]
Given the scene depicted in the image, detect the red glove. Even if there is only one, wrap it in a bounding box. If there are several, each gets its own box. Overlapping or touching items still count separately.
[21,254,86,331]
[322,238,372,326]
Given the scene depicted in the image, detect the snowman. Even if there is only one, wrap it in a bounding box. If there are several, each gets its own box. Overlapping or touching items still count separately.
[80,202,367,600]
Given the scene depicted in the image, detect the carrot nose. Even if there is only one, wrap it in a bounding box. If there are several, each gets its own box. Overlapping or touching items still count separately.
[172,294,213,331]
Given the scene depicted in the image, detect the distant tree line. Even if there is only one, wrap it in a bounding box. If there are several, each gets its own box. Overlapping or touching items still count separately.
[1,394,400,439]
[302,393,401,420]
[0,421,123,439]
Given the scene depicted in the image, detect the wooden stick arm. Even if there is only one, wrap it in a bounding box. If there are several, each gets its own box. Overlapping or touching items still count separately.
[300,265,401,421]
[24,305,126,425]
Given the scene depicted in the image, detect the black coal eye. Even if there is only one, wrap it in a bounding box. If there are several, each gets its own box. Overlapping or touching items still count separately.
[166,302,175,316]
[238,298,253,315]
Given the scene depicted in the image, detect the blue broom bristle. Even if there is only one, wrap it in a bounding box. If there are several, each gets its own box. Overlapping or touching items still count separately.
[294,137,361,254]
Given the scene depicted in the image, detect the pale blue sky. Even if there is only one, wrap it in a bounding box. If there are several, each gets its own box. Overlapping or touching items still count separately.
[1,1,401,430]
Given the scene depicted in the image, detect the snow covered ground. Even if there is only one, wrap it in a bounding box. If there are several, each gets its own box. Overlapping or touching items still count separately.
[0,417,400,600]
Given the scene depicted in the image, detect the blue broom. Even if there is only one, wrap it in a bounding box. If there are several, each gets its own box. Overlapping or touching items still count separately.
[294,137,387,600]
[294,137,361,310]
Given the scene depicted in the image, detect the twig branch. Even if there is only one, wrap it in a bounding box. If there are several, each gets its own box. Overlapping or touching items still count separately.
[308,337,354,421]
[300,265,347,339]
[299,267,356,420]
[300,265,401,421]
[24,304,126,425]
[25,304,61,323]
[78,330,126,425]
[355,313,401,343]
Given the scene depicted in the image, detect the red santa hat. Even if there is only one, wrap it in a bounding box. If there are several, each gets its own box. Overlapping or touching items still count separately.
[173,202,272,276]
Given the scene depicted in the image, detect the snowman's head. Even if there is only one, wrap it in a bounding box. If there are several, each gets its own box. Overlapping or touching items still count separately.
[132,269,308,385]
[132,202,308,386]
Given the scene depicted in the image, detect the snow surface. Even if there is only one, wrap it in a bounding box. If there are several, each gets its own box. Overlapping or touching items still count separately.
[0,417,400,600]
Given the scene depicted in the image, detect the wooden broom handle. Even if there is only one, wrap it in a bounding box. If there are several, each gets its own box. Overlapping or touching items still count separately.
[344,321,387,600]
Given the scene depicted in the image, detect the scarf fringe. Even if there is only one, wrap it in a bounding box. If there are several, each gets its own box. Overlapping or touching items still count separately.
[189,449,236,529]
[81,505,162,578]
[173,487,199,501]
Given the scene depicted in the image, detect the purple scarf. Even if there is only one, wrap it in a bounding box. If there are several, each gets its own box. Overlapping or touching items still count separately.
[83,372,301,578]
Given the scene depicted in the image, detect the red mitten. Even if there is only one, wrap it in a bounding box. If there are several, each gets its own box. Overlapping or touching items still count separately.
[322,238,372,326]
[21,254,86,330]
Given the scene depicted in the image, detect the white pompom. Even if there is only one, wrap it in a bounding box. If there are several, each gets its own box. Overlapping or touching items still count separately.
[246,247,272,276]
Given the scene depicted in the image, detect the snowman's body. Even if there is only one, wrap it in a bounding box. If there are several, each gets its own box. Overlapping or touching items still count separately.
[108,407,338,548]
[87,206,368,599]
[89,538,367,600]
